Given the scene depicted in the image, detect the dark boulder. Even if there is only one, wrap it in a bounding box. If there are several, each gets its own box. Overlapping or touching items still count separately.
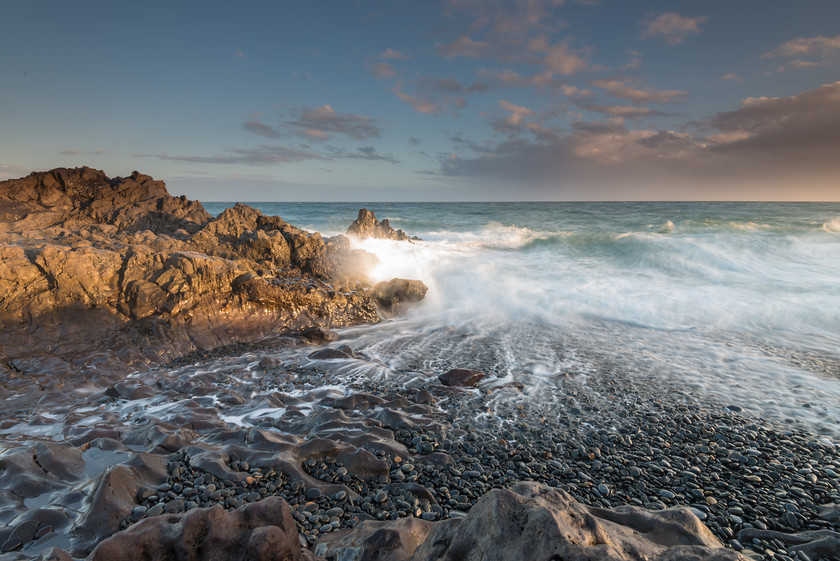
[438,368,485,387]
[370,278,428,316]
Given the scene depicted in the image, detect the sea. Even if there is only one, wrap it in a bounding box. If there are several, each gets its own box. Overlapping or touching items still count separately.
[203,202,840,438]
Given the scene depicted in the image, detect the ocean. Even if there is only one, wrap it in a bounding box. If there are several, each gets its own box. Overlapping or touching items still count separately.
[205,201,840,437]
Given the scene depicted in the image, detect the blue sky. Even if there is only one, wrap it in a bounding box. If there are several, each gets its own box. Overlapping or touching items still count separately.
[2,0,839,201]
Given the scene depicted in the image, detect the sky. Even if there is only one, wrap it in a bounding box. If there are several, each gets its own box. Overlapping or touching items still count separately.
[2,0,839,201]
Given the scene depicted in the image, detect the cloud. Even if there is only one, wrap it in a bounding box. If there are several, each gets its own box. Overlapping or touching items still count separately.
[721,72,742,82]
[242,120,280,138]
[329,146,400,164]
[285,105,381,140]
[762,35,840,58]
[378,48,409,60]
[761,35,840,71]
[528,37,587,75]
[236,50,246,59]
[436,81,840,190]
[428,77,471,94]
[142,146,326,166]
[590,78,688,104]
[707,81,840,158]
[437,36,493,59]
[392,81,443,114]
[409,137,422,145]
[492,99,534,133]
[60,149,110,156]
[582,105,660,117]
[369,62,398,79]
[641,13,708,45]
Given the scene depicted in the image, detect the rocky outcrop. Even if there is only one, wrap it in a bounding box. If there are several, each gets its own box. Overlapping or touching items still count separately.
[370,278,428,316]
[346,209,414,241]
[0,168,424,383]
[409,483,745,561]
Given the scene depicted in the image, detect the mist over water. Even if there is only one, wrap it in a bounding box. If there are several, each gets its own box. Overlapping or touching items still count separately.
[206,202,840,436]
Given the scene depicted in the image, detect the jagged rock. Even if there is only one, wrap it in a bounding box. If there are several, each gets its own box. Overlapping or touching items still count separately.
[0,168,403,381]
[370,278,428,316]
[409,483,746,561]
[86,496,302,561]
[347,209,413,241]
[438,368,485,387]
[0,167,210,235]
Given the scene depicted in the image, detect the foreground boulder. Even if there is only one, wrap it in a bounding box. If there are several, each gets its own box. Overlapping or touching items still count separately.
[0,168,419,382]
[411,483,745,561]
[86,496,304,561]
[346,209,414,241]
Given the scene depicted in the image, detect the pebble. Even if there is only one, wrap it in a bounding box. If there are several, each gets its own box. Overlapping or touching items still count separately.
[112,372,840,561]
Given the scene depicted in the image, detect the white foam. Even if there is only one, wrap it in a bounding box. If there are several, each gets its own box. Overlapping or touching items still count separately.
[823,216,840,233]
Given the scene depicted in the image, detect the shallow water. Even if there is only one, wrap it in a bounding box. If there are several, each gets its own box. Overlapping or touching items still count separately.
[205,202,840,437]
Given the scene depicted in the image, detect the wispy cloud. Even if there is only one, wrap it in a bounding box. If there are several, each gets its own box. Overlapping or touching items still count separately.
[528,37,587,75]
[762,35,840,71]
[242,120,280,138]
[721,72,743,82]
[641,13,708,45]
[286,105,380,140]
[378,48,409,60]
[763,35,840,58]
[392,81,443,114]
[369,62,398,79]
[235,49,246,59]
[139,146,326,166]
[60,149,110,156]
[582,105,660,117]
[329,146,400,164]
[437,36,493,59]
[590,78,688,104]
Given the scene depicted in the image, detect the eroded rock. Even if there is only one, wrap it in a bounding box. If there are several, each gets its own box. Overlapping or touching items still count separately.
[410,483,746,561]
[0,168,406,381]
[86,496,302,561]
[346,209,414,241]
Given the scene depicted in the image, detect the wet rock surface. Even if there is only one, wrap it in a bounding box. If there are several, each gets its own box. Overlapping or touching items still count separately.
[1,335,837,560]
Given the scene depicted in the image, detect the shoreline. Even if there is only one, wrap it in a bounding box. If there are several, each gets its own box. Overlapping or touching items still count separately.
[2,168,839,560]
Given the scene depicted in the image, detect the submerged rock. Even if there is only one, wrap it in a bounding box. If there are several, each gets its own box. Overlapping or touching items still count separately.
[346,208,415,241]
[438,368,485,387]
[370,278,428,316]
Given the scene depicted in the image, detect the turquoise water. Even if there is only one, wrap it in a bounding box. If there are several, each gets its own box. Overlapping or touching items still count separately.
[205,202,840,435]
